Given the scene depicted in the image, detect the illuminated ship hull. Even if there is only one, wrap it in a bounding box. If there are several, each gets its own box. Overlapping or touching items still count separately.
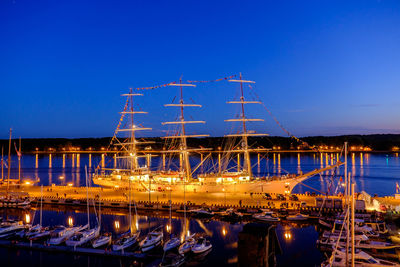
[93,162,341,194]
[92,172,311,194]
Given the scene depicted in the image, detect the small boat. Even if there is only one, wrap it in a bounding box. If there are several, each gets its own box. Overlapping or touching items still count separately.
[286,213,309,221]
[28,226,53,241]
[92,233,112,248]
[178,234,196,255]
[253,212,280,222]
[0,220,25,235]
[332,219,379,238]
[191,237,212,254]
[66,225,100,247]
[48,225,88,245]
[140,229,163,252]
[112,231,140,251]
[190,208,214,218]
[0,197,31,208]
[322,247,400,266]
[163,235,181,252]
[318,234,400,250]
[220,208,243,221]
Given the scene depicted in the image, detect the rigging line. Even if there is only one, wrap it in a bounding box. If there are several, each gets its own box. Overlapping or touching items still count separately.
[95,95,130,170]
[296,180,326,195]
[248,85,322,153]
[186,74,237,83]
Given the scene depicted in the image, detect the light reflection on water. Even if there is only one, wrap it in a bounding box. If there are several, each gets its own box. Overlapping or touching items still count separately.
[8,153,400,196]
[0,204,327,267]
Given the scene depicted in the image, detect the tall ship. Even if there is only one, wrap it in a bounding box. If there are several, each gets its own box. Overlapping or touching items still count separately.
[93,75,341,194]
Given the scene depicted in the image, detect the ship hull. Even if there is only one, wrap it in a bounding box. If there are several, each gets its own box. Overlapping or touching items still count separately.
[92,175,309,194]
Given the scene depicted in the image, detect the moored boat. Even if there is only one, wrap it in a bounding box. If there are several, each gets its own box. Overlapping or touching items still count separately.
[163,235,181,252]
[112,231,140,251]
[140,229,163,252]
[191,237,212,254]
[286,213,309,221]
[48,225,88,245]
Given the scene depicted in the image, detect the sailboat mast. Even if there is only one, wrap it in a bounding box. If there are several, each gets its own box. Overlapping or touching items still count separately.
[18,137,21,183]
[85,166,90,230]
[1,146,3,181]
[99,192,101,229]
[238,73,252,177]
[7,128,12,192]
[40,185,43,226]
[129,178,132,233]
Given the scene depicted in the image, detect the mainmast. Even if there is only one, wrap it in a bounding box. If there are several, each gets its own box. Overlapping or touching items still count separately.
[163,79,209,181]
[115,89,152,172]
[226,73,268,178]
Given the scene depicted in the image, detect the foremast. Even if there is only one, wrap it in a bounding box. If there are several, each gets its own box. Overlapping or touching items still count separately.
[226,73,268,179]
[163,79,209,181]
[115,88,152,173]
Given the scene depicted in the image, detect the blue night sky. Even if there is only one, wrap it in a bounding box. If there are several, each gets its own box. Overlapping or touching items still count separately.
[1,0,400,138]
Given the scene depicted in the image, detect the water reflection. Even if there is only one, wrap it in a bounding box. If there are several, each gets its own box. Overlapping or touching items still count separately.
[238,223,281,267]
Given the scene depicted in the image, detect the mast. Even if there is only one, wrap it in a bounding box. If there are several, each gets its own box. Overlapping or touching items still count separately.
[115,91,152,172]
[7,128,12,192]
[18,137,21,183]
[163,79,209,181]
[130,88,138,170]
[129,177,132,233]
[179,81,191,179]
[98,192,101,229]
[40,185,43,227]
[85,166,90,230]
[345,142,349,266]
[226,74,267,178]
[1,146,3,181]
[351,181,355,267]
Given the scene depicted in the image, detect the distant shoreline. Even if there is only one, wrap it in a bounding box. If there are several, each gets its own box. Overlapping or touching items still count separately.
[1,134,400,153]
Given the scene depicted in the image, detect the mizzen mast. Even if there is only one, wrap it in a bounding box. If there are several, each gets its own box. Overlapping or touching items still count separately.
[163,79,209,181]
[226,73,268,178]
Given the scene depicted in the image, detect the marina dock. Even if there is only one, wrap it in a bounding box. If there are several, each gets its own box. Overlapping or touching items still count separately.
[2,184,395,213]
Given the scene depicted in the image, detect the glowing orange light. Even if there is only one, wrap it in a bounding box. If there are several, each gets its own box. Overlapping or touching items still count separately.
[68,216,73,227]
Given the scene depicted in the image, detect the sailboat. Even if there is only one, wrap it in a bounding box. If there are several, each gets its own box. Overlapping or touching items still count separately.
[92,76,342,194]
[92,194,112,248]
[112,178,140,251]
[140,227,163,252]
[321,247,400,267]
[0,129,31,208]
[25,186,52,241]
[66,167,100,247]
[191,236,212,254]
[163,194,180,252]
[48,223,88,245]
